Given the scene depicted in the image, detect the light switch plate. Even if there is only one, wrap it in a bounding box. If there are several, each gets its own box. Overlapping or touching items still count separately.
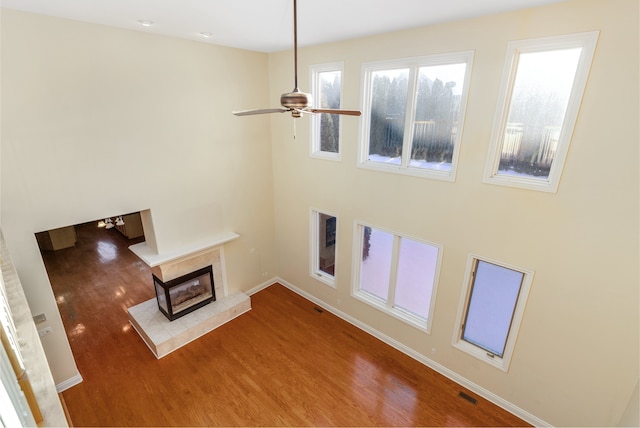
[33,313,47,324]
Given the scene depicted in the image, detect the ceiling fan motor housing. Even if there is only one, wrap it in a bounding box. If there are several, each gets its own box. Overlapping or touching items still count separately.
[281,90,312,109]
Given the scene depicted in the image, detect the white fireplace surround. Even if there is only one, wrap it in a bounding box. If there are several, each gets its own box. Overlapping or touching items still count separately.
[127,231,251,358]
[128,231,239,267]
[129,231,239,296]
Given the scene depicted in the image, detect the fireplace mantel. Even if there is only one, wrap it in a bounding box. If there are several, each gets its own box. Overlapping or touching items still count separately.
[126,230,249,358]
[128,231,239,267]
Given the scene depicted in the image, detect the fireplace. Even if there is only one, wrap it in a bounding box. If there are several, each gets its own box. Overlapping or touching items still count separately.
[153,265,215,321]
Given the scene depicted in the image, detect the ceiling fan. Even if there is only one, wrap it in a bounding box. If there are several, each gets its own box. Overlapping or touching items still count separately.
[233,0,361,119]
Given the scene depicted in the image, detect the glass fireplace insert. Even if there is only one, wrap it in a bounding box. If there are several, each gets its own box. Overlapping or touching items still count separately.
[153,265,215,321]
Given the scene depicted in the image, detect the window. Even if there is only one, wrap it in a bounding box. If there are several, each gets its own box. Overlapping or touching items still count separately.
[452,255,534,371]
[310,63,344,160]
[483,32,599,192]
[310,210,338,287]
[359,52,473,181]
[352,223,442,332]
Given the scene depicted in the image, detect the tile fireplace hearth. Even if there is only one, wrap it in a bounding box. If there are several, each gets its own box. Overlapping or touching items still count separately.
[128,291,250,358]
[127,233,250,358]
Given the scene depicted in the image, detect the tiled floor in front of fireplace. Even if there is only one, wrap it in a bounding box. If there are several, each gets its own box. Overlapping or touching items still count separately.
[128,292,251,358]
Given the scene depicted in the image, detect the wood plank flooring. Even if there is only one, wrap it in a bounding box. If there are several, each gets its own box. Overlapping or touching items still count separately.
[42,222,529,426]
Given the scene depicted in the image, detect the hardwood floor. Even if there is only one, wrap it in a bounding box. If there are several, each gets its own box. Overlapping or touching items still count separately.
[42,222,528,427]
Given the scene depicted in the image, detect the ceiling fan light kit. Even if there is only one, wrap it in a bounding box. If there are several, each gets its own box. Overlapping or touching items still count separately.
[233,0,361,119]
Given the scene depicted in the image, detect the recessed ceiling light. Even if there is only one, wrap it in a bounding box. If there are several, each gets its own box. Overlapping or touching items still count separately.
[137,20,154,27]
[199,32,214,39]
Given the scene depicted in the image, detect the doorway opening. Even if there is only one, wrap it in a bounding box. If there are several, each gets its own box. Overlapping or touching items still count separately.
[35,212,157,382]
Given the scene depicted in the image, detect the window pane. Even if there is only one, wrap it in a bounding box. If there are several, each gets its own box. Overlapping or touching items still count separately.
[462,261,524,357]
[410,63,467,172]
[497,48,582,180]
[360,227,393,301]
[368,69,409,165]
[394,238,439,319]
[318,213,336,276]
[319,71,341,153]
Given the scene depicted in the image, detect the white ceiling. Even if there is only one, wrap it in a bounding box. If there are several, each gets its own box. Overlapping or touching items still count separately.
[0,0,567,53]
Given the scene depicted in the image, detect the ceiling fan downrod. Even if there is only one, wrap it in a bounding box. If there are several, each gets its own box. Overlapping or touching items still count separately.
[232,0,361,119]
[293,0,298,91]
[280,0,311,117]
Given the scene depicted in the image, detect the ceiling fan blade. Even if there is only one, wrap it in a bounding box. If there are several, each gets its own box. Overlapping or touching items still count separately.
[233,108,289,116]
[308,108,362,117]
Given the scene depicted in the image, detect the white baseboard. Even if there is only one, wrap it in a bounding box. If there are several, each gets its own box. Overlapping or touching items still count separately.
[245,277,277,296]
[274,277,551,428]
[56,373,83,393]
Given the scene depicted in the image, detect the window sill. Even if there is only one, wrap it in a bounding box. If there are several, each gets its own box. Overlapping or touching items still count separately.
[358,160,455,182]
[352,290,430,333]
[311,271,336,288]
[452,340,511,372]
[482,171,558,193]
[311,151,341,162]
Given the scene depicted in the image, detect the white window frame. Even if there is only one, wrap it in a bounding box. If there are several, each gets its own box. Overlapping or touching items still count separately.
[310,62,345,161]
[483,31,599,193]
[351,222,443,333]
[309,208,338,288]
[358,51,474,182]
[452,254,534,372]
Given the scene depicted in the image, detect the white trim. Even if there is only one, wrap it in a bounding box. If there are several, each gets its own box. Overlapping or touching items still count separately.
[128,231,239,267]
[55,372,83,392]
[310,150,341,162]
[309,208,338,288]
[483,31,599,193]
[218,246,230,298]
[273,277,550,427]
[451,254,535,372]
[245,277,277,297]
[358,51,474,182]
[310,62,344,161]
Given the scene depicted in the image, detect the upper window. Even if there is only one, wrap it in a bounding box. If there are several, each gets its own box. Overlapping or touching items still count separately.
[310,63,344,160]
[352,223,442,332]
[452,255,534,372]
[483,32,599,193]
[310,209,338,287]
[359,52,474,181]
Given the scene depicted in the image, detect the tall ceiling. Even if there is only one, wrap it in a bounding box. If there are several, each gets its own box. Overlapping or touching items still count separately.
[1,0,567,52]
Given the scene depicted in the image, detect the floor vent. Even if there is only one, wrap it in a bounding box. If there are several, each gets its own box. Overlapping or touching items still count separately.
[458,391,477,405]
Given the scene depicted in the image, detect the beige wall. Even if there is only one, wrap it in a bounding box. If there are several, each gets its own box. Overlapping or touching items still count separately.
[269,0,638,426]
[1,10,277,385]
[1,0,638,426]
